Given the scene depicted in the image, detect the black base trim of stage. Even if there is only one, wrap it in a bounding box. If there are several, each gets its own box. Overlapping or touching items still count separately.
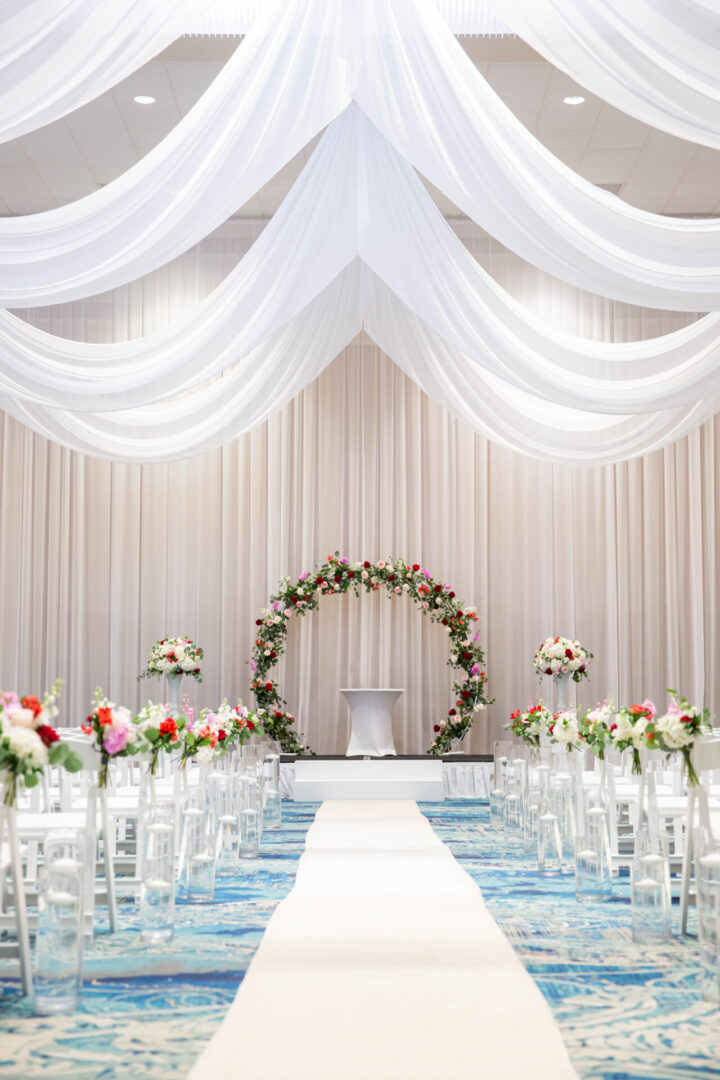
[280,753,493,762]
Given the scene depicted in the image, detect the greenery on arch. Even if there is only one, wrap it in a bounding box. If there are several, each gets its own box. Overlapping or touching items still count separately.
[248,553,490,755]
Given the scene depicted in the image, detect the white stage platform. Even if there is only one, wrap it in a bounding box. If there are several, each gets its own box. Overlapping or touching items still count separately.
[288,758,492,801]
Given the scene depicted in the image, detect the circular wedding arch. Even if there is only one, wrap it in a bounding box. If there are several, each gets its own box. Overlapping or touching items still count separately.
[248,553,490,755]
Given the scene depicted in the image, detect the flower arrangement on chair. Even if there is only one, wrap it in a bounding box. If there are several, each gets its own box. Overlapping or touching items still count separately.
[0,680,82,806]
[82,688,145,787]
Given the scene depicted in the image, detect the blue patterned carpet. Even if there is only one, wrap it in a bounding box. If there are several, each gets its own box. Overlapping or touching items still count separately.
[422,801,719,1080]
[0,804,318,1080]
[0,800,717,1080]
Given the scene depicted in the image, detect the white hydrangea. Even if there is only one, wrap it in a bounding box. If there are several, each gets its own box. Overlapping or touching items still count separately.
[656,712,694,749]
[5,724,48,766]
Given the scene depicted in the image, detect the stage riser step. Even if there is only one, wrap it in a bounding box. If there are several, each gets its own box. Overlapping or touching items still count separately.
[293,759,444,802]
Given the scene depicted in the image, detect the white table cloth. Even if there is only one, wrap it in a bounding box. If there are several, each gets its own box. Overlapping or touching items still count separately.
[188,800,578,1080]
[340,688,402,757]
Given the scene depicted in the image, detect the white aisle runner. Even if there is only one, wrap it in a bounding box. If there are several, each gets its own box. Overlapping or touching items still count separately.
[188,801,577,1080]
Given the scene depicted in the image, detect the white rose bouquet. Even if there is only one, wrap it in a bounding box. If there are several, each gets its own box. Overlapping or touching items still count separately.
[649,691,712,785]
[138,636,204,684]
[534,636,592,683]
[549,708,581,750]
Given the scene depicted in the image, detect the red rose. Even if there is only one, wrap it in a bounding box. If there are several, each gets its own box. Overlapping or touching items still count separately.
[159,719,177,737]
[457,611,464,617]
[270,650,277,659]
[37,725,59,747]
[255,619,263,626]
[247,720,255,731]
[335,573,341,582]
[441,618,448,626]
[265,681,273,691]
[565,648,574,660]
[433,724,440,732]
[434,584,442,593]
[194,668,200,674]
[448,708,457,716]
[348,571,355,578]
[461,690,470,699]
[97,706,114,727]
[449,591,455,599]
[363,561,371,569]
[412,563,420,572]
[545,667,552,675]
[462,651,471,660]
[21,695,43,718]
[217,730,227,741]
[288,717,295,724]
[275,711,283,719]
[388,574,395,582]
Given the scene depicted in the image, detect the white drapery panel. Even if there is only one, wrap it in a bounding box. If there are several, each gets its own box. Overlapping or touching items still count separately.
[2,0,720,311]
[487,0,720,151]
[1,344,717,754]
[0,0,203,144]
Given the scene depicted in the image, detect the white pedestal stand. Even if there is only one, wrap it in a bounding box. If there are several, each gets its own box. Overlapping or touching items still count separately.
[341,689,403,757]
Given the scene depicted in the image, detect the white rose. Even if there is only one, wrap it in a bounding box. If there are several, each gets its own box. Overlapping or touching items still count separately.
[402,583,410,591]
[195,745,214,764]
[377,560,386,569]
[180,657,196,672]
[450,654,458,663]
[550,643,565,660]
[156,658,172,673]
[274,616,282,624]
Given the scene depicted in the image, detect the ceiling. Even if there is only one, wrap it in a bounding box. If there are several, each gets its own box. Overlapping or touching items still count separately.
[0,35,718,219]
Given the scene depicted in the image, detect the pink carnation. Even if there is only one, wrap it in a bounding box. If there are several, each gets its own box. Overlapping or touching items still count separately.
[103,727,129,755]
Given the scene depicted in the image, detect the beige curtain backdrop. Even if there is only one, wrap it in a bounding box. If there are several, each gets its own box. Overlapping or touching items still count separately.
[0,221,716,753]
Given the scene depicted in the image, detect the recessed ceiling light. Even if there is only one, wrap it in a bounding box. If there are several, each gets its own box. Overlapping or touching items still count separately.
[563,95,585,106]
[133,95,156,105]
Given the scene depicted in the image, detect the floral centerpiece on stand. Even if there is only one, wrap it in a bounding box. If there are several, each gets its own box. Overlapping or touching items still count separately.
[138,637,204,683]
[134,701,188,775]
[0,680,82,806]
[533,636,593,683]
[82,688,145,787]
[505,702,553,749]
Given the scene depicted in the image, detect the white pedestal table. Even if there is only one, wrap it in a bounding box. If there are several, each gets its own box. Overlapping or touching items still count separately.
[340,688,403,757]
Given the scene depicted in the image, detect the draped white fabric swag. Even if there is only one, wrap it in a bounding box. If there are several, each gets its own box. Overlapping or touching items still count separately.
[3,108,717,465]
[486,0,720,151]
[2,0,720,311]
[0,0,201,144]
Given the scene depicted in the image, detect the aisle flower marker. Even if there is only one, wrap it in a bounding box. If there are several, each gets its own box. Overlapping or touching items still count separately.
[249,553,490,755]
[134,701,188,775]
[83,688,145,787]
[0,680,82,806]
[180,700,262,766]
[505,703,552,749]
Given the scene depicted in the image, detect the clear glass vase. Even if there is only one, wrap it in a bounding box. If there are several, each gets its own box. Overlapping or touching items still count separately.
[574,806,612,903]
[631,830,671,945]
[207,769,238,870]
[262,750,282,830]
[695,836,720,1001]
[34,834,84,1015]
[179,788,216,903]
[236,765,263,857]
[140,801,175,942]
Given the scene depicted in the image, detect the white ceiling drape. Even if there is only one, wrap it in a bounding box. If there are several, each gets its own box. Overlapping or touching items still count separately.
[3,107,720,464]
[2,0,720,311]
[487,0,720,151]
[0,0,349,307]
[0,0,202,143]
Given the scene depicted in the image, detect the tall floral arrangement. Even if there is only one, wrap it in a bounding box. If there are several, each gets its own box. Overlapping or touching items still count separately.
[82,689,145,787]
[180,700,261,765]
[249,553,490,755]
[138,637,204,683]
[0,680,82,806]
[533,636,592,683]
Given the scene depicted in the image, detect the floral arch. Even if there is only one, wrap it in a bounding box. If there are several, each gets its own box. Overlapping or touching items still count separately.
[248,553,490,755]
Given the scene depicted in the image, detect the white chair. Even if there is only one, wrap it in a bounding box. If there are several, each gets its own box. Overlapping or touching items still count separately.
[679,736,720,933]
